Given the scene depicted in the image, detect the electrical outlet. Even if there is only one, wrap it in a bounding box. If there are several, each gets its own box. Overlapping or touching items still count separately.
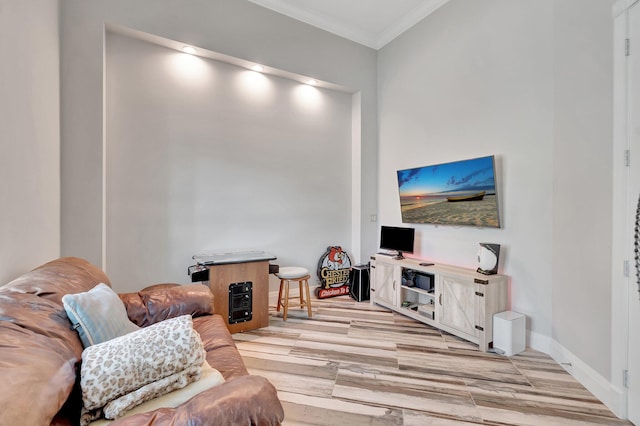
[370,214,377,222]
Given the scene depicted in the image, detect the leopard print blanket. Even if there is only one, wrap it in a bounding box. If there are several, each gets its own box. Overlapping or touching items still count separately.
[80,315,204,424]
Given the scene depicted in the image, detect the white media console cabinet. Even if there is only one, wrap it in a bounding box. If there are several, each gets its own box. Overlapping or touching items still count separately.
[370,255,508,352]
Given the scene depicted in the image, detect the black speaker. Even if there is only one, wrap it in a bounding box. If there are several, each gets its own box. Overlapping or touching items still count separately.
[228,281,252,324]
[349,264,370,302]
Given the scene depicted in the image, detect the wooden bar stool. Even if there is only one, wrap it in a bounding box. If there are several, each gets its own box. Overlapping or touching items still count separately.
[276,267,312,320]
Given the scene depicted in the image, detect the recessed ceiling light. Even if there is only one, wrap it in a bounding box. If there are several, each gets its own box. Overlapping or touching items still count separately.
[252,65,264,72]
[305,79,318,86]
[182,46,196,55]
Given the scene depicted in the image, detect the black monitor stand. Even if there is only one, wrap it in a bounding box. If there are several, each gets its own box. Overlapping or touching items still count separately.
[393,251,405,260]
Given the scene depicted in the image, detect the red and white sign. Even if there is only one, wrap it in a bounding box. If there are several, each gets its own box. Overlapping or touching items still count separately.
[316,246,352,299]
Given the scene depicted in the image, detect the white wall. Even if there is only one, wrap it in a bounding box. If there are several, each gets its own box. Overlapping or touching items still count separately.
[0,0,60,283]
[105,32,352,290]
[60,0,378,277]
[378,0,616,410]
[551,0,613,381]
[378,0,555,340]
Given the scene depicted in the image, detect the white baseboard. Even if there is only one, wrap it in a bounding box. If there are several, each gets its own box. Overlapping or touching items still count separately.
[548,339,627,419]
[527,329,552,354]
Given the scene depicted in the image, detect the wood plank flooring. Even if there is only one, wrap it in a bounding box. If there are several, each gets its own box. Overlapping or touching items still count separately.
[232,296,631,425]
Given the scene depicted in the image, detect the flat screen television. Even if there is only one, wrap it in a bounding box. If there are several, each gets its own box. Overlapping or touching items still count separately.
[396,155,500,228]
[380,226,415,259]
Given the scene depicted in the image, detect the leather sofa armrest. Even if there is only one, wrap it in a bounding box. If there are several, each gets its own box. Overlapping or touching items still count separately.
[119,284,214,327]
[110,375,284,426]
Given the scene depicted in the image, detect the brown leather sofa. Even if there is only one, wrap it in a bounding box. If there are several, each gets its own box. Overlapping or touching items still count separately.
[0,257,284,425]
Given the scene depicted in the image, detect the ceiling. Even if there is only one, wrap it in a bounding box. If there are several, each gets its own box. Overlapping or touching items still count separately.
[247,0,451,50]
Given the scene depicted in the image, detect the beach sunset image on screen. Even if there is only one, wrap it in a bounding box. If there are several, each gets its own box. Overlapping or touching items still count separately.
[396,155,500,228]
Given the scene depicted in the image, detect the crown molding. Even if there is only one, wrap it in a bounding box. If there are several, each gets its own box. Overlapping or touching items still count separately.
[376,0,450,48]
[247,0,378,48]
[247,0,450,50]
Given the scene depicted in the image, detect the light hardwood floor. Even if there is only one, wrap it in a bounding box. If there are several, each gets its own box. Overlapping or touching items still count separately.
[232,295,631,425]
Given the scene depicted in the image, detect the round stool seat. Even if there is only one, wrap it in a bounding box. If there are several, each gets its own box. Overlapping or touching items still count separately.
[275,266,312,321]
[276,266,309,280]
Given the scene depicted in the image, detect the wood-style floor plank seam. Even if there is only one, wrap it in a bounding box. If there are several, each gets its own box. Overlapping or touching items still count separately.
[231,296,631,425]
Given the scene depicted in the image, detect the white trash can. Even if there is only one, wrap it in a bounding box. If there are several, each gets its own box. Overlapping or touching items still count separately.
[493,311,526,356]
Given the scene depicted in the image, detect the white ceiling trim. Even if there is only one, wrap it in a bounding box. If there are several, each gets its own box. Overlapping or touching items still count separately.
[376,0,451,48]
[247,0,376,48]
[247,0,451,50]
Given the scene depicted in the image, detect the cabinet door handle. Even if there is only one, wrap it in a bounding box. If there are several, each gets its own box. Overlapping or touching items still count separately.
[439,293,442,305]
[393,280,396,290]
